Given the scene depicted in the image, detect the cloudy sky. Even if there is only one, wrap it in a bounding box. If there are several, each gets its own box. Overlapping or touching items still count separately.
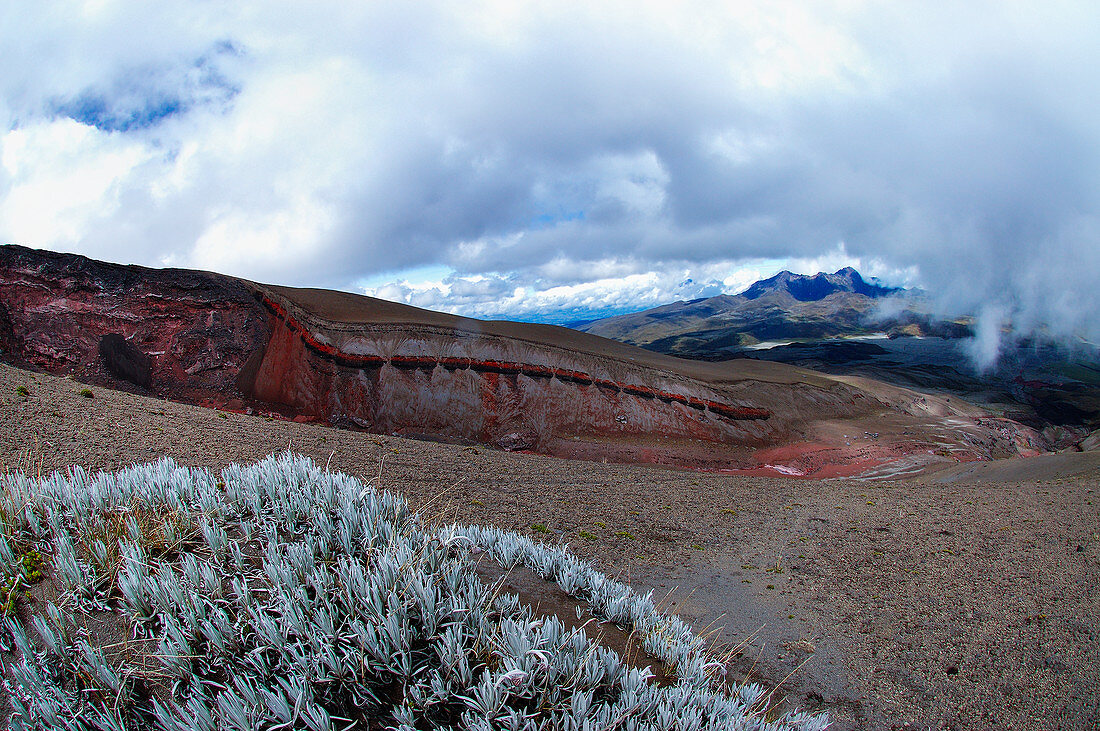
[2,2,1098,351]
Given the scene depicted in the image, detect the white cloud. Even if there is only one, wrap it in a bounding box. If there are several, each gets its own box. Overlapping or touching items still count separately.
[360,256,839,323]
[0,1,1097,355]
[0,119,156,249]
[591,150,669,219]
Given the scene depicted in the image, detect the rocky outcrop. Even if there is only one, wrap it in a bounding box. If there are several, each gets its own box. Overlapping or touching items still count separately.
[0,245,270,402]
[0,300,14,358]
[740,267,898,301]
[0,245,1040,472]
[1078,429,1100,452]
[0,245,859,466]
[239,289,805,465]
[98,333,153,388]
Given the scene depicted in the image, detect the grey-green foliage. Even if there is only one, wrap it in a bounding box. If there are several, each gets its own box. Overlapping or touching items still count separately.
[0,452,827,730]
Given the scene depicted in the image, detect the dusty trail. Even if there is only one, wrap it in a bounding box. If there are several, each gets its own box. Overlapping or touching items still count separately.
[1,362,1096,729]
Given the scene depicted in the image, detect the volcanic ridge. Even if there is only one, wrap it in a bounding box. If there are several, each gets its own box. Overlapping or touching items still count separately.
[580,267,967,358]
[0,244,1046,476]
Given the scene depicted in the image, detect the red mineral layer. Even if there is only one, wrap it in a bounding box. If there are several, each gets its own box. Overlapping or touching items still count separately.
[0,244,1045,474]
[260,294,770,421]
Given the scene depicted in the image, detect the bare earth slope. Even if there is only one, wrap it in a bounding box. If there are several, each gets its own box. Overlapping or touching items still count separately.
[2,362,1096,730]
[0,245,1046,477]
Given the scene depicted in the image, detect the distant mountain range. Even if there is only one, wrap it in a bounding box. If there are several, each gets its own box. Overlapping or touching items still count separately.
[579,267,969,360]
[579,267,1100,433]
[741,267,896,301]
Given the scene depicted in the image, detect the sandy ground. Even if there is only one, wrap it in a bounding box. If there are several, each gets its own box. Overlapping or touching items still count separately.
[1,361,1097,730]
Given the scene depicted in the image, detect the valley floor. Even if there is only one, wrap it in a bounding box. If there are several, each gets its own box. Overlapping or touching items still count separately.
[0,361,1097,730]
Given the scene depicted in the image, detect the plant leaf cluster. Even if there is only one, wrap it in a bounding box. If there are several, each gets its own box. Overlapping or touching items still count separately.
[0,453,826,730]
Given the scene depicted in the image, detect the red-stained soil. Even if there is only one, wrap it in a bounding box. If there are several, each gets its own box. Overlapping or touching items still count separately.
[0,244,1049,477]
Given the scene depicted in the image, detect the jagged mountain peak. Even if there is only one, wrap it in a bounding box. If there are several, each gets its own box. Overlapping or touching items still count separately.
[741,267,895,302]
[577,267,911,351]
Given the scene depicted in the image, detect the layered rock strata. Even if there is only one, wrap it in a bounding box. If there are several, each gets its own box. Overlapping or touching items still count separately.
[0,245,1039,470]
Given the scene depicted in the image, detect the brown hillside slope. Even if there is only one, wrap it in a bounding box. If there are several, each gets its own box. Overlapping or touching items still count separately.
[0,244,1042,474]
[1,362,1096,730]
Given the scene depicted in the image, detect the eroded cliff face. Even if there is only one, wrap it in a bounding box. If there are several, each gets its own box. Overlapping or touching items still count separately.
[0,245,851,466]
[0,245,270,403]
[235,289,886,467]
[0,245,1040,472]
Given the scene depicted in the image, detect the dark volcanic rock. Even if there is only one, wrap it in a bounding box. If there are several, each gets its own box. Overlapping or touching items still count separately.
[98,334,153,389]
[0,301,13,356]
[741,267,897,302]
[0,244,271,401]
[497,431,536,452]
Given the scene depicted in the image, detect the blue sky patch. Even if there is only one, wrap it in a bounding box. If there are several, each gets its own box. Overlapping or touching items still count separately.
[54,92,185,132]
[531,210,585,230]
[50,41,241,133]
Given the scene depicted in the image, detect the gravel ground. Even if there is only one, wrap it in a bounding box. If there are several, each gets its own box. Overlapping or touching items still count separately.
[0,362,1097,730]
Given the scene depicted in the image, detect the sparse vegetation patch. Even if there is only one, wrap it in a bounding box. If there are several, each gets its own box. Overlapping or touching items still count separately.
[0,453,825,730]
